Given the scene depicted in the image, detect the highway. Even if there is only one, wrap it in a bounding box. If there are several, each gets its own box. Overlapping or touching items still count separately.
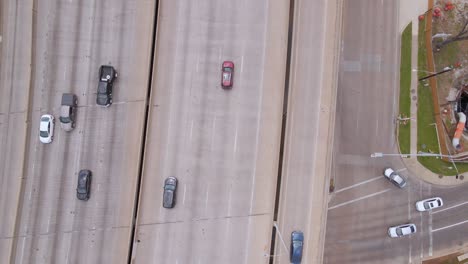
[324,0,468,263]
[273,0,339,263]
[131,0,289,263]
[0,0,34,261]
[1,0,155,263]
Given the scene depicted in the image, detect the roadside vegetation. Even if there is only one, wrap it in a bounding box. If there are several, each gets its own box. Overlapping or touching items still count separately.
[398,22,412,154]
[417,14,468,175]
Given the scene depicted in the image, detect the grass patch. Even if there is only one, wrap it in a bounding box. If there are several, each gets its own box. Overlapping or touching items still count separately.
[416,15,468,175]
[398,22,412,154]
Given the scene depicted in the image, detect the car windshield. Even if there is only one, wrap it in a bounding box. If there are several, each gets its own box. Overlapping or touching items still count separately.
[223,67,232,72]
[165,185,176,191]
[40,131,49,137]
[41,116,49,122]
[59,116,71,123]
[396,229,404,236]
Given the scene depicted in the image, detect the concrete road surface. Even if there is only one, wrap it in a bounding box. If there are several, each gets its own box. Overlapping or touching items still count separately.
[0,0,34,261]
[131,0,289,263]
[324,0,468,263]
[273,0,340,263]
[2,0,155,263]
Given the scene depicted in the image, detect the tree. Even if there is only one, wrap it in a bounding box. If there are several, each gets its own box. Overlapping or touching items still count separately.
[434,11,468,50]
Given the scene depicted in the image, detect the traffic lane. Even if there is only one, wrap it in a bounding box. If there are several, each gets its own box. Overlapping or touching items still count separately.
[134,0,287,262]
[11,0,154,262]
[325,187,420,264]
[0,0,33,261]
[135,214,272,263]
[14,103,145,263]
[326,0,403,262]
[273,0,330,262]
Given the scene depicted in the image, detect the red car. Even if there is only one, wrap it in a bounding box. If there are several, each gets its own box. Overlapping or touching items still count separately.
[221,61,234,88]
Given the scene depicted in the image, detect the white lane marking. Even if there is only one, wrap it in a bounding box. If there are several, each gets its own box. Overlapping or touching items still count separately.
[189,119,194,142]
[204,185,209,213]
[196,53,199,73]
[334,176,383,193]
[240,55,244,73]
[233,126,238,155]
[432,219,468,232]
[328,189,392,210]
[182,184,187,205]
[428,212,433,256]
[432,200,468,214]
[210,117,216,152]
[97,183,100,192]
[218,47,222,63]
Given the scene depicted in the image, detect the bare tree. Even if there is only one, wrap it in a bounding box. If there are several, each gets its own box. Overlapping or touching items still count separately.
[434,11,468,50]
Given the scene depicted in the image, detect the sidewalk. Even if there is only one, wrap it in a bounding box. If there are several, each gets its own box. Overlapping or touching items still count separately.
[398,0,467,186]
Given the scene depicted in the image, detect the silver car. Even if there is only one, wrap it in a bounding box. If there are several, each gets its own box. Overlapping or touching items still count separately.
[416,197,443,212]
[388,223,417,238]
[383,168,406,188]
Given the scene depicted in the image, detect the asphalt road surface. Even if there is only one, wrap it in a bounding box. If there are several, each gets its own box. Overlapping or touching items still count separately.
[324,0,468,263]
[1,0,155,263]
[131,0,289,263]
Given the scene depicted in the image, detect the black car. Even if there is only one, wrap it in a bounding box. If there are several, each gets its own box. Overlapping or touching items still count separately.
[77,170,92,201]
[290,231,304,263]
[96,65,117,107]
[163,177,178,208]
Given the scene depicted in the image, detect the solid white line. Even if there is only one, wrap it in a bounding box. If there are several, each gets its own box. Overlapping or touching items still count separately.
[429,212,433,256]
[432,200,468,214]
[233,126,238,155]
[182,184,187,205]
[328,189,392,210]
[189,119,194,142]
[240,55,244,73]
[204,186,209,213]
[334,176,383,193]
[210,117,216,152]
[432,219,468,232]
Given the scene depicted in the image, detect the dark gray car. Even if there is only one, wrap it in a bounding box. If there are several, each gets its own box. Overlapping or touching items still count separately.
[290,231,304,263]
[77,170,92,201]
[96,65,117,107]
[163,177,177,208]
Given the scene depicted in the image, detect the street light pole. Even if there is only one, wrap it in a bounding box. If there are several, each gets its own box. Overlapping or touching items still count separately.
[370,152,453,158]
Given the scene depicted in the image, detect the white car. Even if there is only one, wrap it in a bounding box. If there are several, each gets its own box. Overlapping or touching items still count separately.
[388,223,417,238]
[383,168,407,188]
[416,197,443,212]
[39,114,55,144]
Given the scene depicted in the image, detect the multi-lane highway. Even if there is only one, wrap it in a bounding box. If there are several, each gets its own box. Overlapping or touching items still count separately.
[131,0,289,263]
[324,0,468,263]
[1,0,155,263]
[273,0,339,263]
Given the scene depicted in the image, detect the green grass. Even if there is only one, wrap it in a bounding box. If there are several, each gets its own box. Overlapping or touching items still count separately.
[398,23,412,154]
[416,15,468,175]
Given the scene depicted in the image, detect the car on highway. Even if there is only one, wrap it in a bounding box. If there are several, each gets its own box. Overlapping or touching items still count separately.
[96,65,117,107]
[415,197,443,212]
[290,231,304,263]
[383,168,406,188]
[388,223,417,238]
[59,93,77,131]
[39,114,55,144]
[76,169,92,201]
[221,61,234,88]
[163,176,178,208]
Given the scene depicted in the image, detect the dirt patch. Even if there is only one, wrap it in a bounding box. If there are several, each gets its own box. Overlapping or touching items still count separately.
[432,0,468,154]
